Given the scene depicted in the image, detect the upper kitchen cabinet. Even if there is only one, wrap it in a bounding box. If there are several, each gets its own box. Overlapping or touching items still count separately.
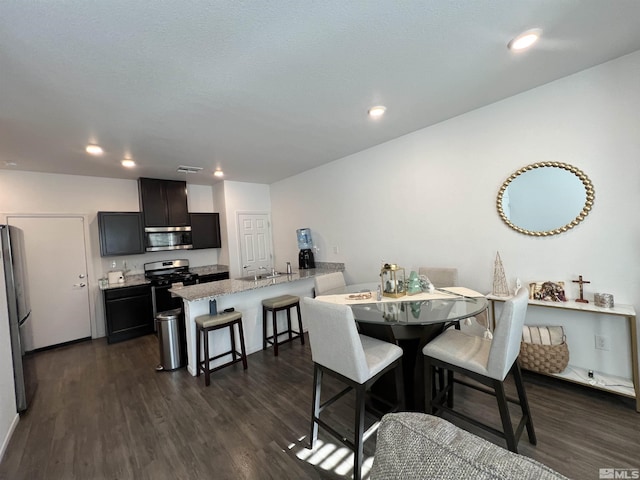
[98,212,144,256]
[190,213,222,249]
[138,177,189,227]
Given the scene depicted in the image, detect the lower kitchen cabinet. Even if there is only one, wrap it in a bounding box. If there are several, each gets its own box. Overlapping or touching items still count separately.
[103,285,154,343]
[197,272,229,283]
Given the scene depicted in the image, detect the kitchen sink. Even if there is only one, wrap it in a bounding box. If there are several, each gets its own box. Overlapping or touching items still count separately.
[237,273,282,281]
[237,274,267,281]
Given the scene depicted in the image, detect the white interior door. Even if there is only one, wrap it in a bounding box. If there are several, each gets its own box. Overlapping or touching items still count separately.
[8,215,92,350]
[238,213,273,276]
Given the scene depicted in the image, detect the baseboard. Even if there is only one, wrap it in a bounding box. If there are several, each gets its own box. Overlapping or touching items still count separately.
[0,413,19,463]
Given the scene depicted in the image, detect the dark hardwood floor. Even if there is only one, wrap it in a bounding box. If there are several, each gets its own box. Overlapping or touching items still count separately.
[1,333,638,480]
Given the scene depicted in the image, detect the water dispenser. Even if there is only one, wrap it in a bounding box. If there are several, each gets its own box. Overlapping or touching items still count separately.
[296,228,316,269]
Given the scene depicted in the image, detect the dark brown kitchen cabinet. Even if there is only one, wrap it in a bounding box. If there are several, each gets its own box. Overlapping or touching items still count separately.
[97,212,144,256]
[197,272,229,284]
[138,177,189,227]
[190,213,222,249]
[103,285,154,343]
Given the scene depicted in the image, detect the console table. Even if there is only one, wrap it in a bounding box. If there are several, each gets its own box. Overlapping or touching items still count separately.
[487,295,639,412]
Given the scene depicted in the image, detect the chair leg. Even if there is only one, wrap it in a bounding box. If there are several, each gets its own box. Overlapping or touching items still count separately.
[494,379,517,452]
[437,365,445,392]
[203,328,211,387]
[354,384,366,480]
[394,360,405,411]
[272,309,279,356]
[229,323,237,362]
[513,362,537,445]
[296,303,305,345]
[262,306,268,350]
[424,356,434,414]
[195,325,202,377]
[286,307,293,342]
[237,320,248,370]
[446,369,454,408]
[309,364,322,449]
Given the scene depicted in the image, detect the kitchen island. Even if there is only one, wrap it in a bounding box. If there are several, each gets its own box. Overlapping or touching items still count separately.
[169,266,343,376]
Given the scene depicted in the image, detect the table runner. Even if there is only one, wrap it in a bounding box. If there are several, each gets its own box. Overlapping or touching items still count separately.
[314,286,485,306]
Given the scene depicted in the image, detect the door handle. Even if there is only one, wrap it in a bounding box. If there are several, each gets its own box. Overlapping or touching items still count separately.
[73,283,87,288]
[79,274,86,279]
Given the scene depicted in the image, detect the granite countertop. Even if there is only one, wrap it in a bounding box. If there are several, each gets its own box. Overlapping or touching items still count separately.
[100,274,150,290]
[190,264,230,276]
[100,264,230,290]
[169,267,339,302]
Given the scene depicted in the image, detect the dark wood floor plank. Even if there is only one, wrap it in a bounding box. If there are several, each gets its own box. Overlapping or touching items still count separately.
[1,333,639,480]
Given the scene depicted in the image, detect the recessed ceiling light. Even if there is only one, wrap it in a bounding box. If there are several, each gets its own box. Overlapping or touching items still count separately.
[121,159,136,168]
[214,169,224,177]
[508,29,542,51]
[86,144,104,155]
[368,105,387,118]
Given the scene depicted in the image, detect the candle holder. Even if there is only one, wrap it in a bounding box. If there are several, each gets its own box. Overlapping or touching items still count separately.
[380,263,406,298]
[594,293,614,308]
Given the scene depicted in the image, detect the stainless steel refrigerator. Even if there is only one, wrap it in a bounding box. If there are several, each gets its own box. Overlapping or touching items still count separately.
[1,225,34,412]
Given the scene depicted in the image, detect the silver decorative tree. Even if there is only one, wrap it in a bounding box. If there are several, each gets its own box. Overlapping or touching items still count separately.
[492,251,510,297]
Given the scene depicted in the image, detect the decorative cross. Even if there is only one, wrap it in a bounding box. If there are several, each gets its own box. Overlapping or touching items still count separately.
[572,275,591,303]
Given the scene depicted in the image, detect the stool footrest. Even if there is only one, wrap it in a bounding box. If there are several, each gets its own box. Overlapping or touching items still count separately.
[199,353,246,375]
[265,330,303,347]
[204,349,244,363]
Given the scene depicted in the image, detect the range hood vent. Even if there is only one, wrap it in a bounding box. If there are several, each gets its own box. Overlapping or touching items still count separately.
[177,165,203,174]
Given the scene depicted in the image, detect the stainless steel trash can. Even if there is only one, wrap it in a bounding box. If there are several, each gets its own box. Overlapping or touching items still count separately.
[156,308,185,371]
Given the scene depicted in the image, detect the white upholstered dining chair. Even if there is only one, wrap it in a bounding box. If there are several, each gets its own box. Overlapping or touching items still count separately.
[419,266,490,336]
[313,271,346,296]
[418,267,458,288]
[301,297,404,480]
[422,287,536,453]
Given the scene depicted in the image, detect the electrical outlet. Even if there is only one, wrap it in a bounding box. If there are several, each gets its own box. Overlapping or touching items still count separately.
[594,334,610,351]
[333,245,339,254]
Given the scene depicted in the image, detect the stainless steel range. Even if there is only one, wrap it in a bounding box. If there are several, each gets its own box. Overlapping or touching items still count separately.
[144,259,198,317]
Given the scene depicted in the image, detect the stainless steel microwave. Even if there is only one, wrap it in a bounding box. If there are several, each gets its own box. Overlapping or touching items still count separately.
[144,226,193,252]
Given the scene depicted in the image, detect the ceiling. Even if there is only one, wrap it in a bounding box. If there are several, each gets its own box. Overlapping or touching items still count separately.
[2,1,640,186]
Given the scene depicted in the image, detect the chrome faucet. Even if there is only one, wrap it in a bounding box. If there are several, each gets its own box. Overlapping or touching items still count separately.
[255,266,267,281]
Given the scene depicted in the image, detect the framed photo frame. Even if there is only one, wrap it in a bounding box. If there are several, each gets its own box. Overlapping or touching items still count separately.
[529,281,566,302]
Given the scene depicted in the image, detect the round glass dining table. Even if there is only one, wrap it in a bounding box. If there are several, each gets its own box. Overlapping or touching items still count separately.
[323,282,489,326]
[321,283,489,410]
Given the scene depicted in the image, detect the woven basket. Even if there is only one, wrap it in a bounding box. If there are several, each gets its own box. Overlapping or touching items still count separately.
[519,325,569,374]
[519,342,569,374]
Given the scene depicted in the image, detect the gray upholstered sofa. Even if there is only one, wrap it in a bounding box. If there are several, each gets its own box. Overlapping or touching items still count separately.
[370,413,568,480]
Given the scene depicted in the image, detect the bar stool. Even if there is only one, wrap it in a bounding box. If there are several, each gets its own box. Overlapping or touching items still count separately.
[195,310,247,386]
[262,294,304,356]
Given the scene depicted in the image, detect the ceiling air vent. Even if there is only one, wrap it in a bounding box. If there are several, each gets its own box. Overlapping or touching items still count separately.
[177,165,203,174]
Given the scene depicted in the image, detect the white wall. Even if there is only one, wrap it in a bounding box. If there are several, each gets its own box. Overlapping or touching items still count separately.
[271,51,640,378]
[0,248,19,462]
[213,182,229,268]
[0,172,220,338]
[220,181,272,278]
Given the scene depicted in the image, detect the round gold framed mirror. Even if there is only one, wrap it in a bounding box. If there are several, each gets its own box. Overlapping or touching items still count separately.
[497,162,595,236]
